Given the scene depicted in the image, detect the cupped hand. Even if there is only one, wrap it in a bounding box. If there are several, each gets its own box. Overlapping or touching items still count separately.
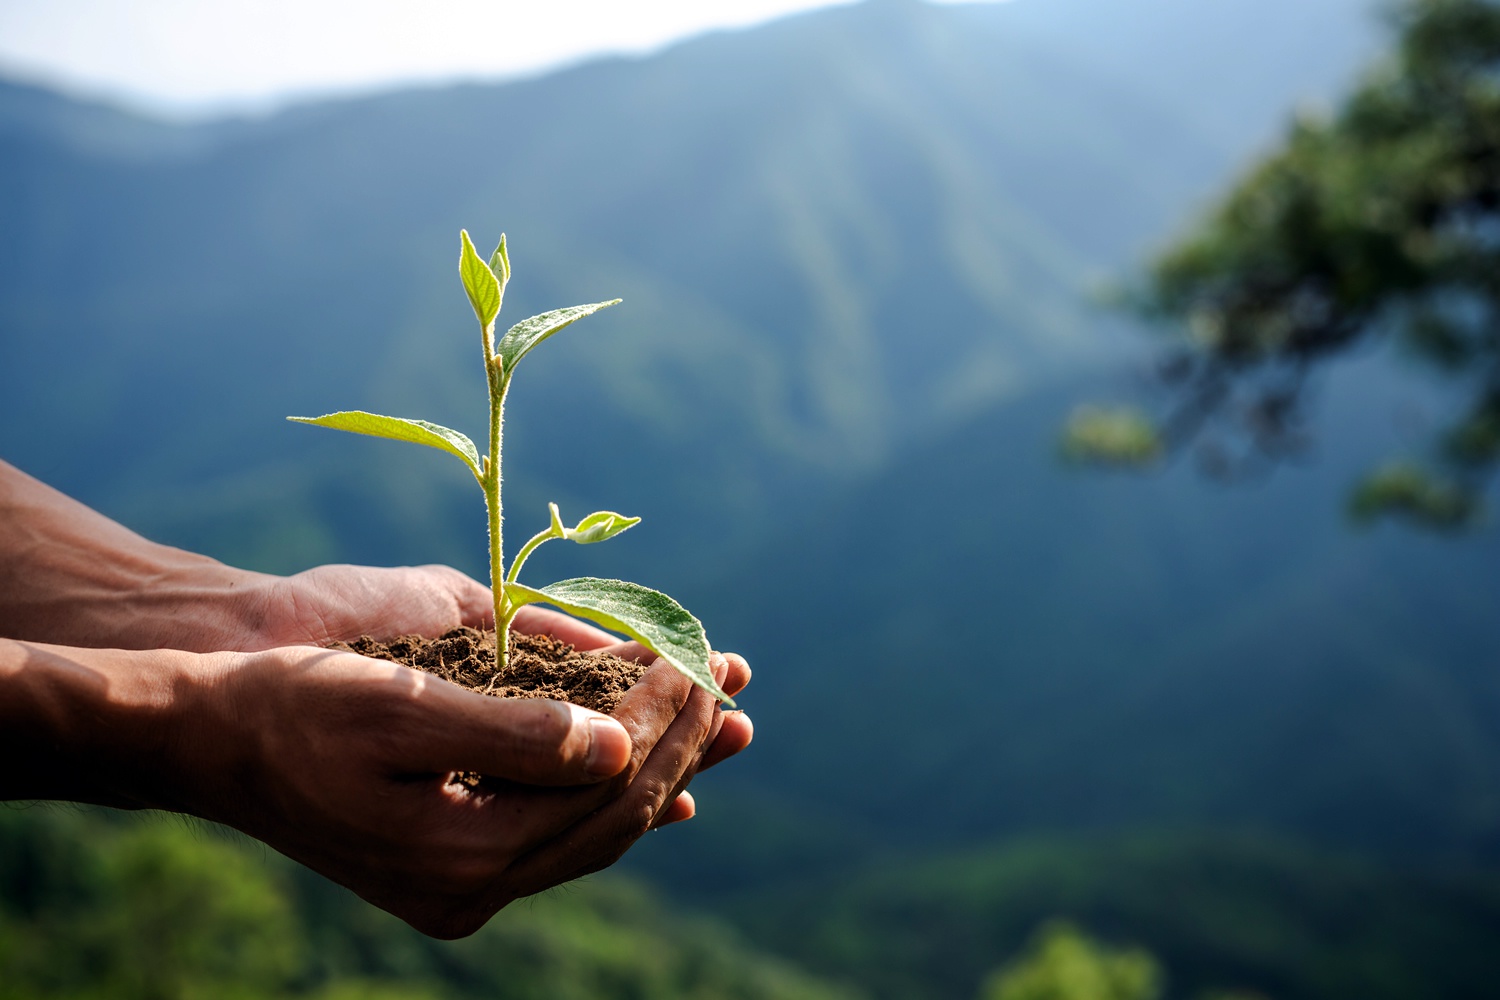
[511,604,754,826]
[183,642,747,938]
[242,563,495,650]
[248,567,754,802]
[243,564,662,653]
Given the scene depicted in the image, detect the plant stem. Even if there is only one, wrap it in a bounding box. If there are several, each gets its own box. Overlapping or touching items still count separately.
[486,356,510,672]
[507,526,556,585]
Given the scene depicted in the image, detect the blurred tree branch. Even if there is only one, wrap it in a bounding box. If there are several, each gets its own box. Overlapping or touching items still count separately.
[1066,0,1500,529]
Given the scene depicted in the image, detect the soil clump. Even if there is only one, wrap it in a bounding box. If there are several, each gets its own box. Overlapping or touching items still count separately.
[331,627,646,714]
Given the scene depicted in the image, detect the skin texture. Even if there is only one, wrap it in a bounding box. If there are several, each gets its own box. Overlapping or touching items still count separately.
[0,459,752,936]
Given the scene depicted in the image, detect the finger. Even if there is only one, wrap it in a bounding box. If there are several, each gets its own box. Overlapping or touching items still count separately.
[500,660,721,895]
[415,684,631,785]
[607,657,697,775]
[654,791,695,827]
[475,657,700,853]
[510,605,618,649]
[588,656,727,836]
[585,678,721,857]
[697,711,753,772]
[591,639,654,665]
[720,652,751,698]
[648,700,725,820]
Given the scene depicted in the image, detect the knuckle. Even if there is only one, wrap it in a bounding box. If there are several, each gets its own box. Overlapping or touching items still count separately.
[628,800,659,840]
[690,702,716,746]
[618,781,670,842]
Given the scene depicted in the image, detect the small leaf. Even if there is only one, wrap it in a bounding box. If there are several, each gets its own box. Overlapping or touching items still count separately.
[459,229,502,330]
[496,300,621,373]
[505,577,730,704]
[488,234,510,285]
[287,411,482,481]
[565,510,641,544]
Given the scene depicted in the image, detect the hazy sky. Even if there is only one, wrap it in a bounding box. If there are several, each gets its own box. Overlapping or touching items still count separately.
[0,0,990,118]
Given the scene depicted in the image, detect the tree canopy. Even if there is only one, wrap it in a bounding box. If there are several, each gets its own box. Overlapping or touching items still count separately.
[1069,0,1500,527]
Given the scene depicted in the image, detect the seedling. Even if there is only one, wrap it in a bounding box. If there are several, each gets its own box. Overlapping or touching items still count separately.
[289,231,730,704]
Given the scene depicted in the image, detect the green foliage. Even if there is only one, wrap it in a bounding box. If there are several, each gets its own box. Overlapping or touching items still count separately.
[497,301,622,374]
[290,232,727,703]
[1060,406,1163,466]
[300,985,448,1000]
[458,229,502,334]
[1111,0,1500,524]
[285,412,482,483]
[728,833,1500,1000]
[0,809,302,1000]
[0,806,857,1000]
[979,922,1161,1000]
[554,505,641,545]
[506,578,715,691]
[1348,460,1480,527]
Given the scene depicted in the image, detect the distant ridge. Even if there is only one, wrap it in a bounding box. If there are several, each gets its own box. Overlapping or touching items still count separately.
[6,0,1478,884]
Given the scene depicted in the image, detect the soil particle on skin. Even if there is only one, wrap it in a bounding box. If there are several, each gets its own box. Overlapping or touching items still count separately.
[330,627,646,714]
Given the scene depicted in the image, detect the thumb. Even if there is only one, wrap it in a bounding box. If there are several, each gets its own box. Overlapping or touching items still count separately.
[417,689,632,786]
[412,564,494,629]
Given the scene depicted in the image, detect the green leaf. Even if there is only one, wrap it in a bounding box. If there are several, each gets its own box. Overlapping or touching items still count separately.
[565,510,641,544]
[505,577,730,704]
[287,411,482,481]
[488,234,510,285]
[459,229,502,331]
[496,300,621,373]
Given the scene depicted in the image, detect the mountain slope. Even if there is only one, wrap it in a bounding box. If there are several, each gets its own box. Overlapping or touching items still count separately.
[639,356,1500,886]
[730,832,1500,1000]
[0,0,1373,576]
[6,0,1482,896]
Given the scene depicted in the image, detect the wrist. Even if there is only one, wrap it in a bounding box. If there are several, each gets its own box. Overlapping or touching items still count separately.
[0,638,235,811]
[101,554,279,653]
[23,547,276,653]
[0,459,277,652]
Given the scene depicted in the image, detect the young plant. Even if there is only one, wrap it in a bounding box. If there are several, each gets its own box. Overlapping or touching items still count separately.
[288,230,731,704]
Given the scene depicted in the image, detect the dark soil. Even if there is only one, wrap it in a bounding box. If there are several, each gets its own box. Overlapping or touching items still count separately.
[331,627,646,714]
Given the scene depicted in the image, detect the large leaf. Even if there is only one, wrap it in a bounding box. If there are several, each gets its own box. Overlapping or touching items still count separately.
[496,300,621,373]
[459,229,502,331]
[506,577,730,704]
[287,411,482,481]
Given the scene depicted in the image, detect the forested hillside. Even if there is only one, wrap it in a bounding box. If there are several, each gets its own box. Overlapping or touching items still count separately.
[0,0,1374,577]
[11,1,1498,998]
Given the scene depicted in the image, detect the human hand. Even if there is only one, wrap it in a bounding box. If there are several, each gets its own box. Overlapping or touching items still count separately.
[0,460,504,653]
[245,568,753,829]
[174,643,744,937]
[239,563,636,652]
[509,600,753,827]
[243,563,494,649]
[2,617,750,939]
[271,570,760,817]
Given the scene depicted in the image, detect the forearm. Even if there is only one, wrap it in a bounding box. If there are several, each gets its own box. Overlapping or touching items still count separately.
[0,459,273,650]
[0,637,222,809]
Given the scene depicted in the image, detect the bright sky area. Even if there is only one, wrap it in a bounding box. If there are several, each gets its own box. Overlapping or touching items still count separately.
[0,0,997,119]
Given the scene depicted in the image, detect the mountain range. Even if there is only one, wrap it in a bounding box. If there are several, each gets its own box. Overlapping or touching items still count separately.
[5,2,1498,995]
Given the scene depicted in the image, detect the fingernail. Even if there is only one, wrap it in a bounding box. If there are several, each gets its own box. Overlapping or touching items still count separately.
[586,716,631,777]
